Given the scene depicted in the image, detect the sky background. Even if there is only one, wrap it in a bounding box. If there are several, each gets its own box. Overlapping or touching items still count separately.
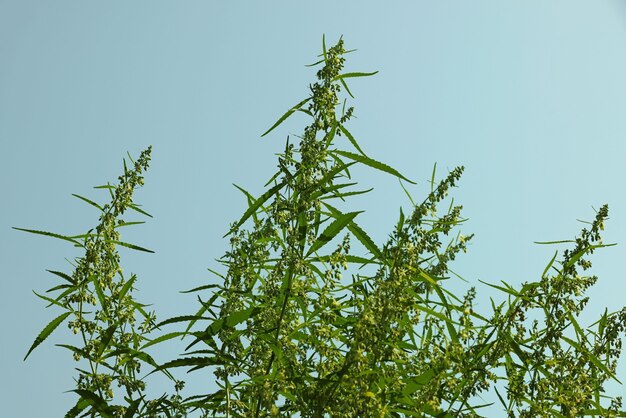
[3,1,626,416]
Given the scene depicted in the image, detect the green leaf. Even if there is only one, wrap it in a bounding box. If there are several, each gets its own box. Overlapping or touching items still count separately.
[140,332,187,350]
[24,311,72,360]
[349,221,383,260]
[188,307,261,350]
[109,239,154,253]
[117,275,136,301]
[430,163,437,193]
[128,203,153,218]
[71,389,112,417]
[409,300,460,329]
[306,211,361,256]
[47,269,75,285]
[225,306,260,327]
[91,274,108,314]
[305,58,325,67]
[598,308,608,336]
[313,254,375,266]
[225,180,285,237]
[157,314,210,328]
[478,279,521,297]
[332,150,415,184]
[64,400,88,418]
[323,203,383,261]
[71,193,103,211]
[332,71,379,81]
[542,250,558,278]
[97,323,117,358]
[123,399,140,418]
[33,289,68,309]
[534,240,575,245]
[321,187,373,201]
[561,335,620,383]
[402,368,436,395]
[56,344,89,359]
[261,97,312,137]
[155,356,221,372]
[45,283,73,293]
[340,78,354,98]
[12,227,81,246]
[338,125,366,156]
[396,207,405,234]
[115,221,146,228]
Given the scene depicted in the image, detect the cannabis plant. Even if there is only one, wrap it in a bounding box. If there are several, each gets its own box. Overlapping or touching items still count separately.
[19,37,626,418]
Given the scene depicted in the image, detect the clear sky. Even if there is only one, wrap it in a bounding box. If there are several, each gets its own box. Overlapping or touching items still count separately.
[3,1,626,416]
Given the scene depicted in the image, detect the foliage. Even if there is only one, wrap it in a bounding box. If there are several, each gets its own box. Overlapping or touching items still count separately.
[18,38,626,418]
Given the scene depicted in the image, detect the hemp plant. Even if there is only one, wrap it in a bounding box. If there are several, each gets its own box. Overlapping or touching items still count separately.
[20,37,626,418]
[17,147,185,417]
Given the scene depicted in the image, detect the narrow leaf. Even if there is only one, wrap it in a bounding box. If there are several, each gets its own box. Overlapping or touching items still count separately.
[128,203,153,218]
[155,356,220,371]
[141,332,187,350]
[338,125,366,156]
[261,97,312,137]
[71,193,103,211]
[97,324,117,358]
[47,270,75,285]
[117,275,136,301]
[157,315,210,328]
[333,150,415,184]
[225,180,285,236]
[25,311,71,360]
[109,239,154,253]
[306,211,361,256]
[542,250,559,278]
[71,389,112,417]
[13,227,81,246]
[333,71,379,81]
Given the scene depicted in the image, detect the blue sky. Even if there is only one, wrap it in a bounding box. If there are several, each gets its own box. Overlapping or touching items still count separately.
[3,1,626,415]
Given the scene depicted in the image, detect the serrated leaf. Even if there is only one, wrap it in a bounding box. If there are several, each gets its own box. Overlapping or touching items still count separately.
[261,97,312,137]
[24,311,71,360]
[542,250,559,278]
[332,71,379,81]
[332,150,415,184]
[140,332,187,350]
[155,356,220,372]
[71,193,103,211]
[338,125,366,156]
[47,269,75,285]
[118,275,136,301]
[128,203,152,218]
[123,399,140,418]
[306,211,361,256]
[109,239,154,253]
[340,78,354,98]
[180,283,221,294]
[91,274,107,314]
[157,315,210,328]
[561,335,620,383]
[13,227,81,246]
[71,389,112,417]
[115,221,146,228]
[402,368,436,395]
[313,254,375,266]
[96,323,117,358]
[534,239,575,245]
[225,180,285,237]
[323,203,383,261]
[33,289,69,309]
